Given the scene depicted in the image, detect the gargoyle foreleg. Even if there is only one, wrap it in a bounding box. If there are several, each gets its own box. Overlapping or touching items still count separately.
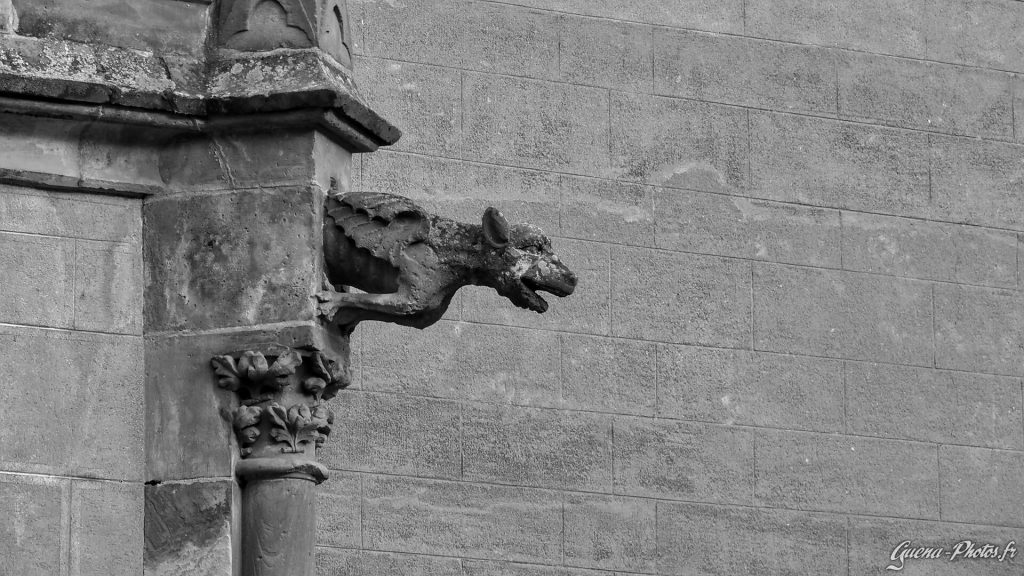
[316,289,419,322]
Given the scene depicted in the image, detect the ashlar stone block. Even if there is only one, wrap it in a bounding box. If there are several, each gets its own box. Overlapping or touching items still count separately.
[144,480,234,576]
[362,475,562,563]
[143,186,319,332]
[0,325,143,480]
[0,474,67,576]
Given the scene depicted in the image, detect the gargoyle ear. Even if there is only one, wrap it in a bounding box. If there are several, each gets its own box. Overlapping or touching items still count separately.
[482,207,510,248]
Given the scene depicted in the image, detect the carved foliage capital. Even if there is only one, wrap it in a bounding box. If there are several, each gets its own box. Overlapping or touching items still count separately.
[211,348,349,463]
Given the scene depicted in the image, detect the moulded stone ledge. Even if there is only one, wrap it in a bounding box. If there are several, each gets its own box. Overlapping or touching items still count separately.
[0,33,400,150]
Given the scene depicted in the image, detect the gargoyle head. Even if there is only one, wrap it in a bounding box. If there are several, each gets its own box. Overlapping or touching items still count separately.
[480,207,577,313]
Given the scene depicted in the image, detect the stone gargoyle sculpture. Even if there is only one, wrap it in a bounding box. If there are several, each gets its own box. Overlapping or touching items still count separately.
[317,192,577,330]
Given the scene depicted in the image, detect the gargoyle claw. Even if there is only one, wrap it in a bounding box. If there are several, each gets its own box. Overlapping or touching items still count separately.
[316,291,343,320]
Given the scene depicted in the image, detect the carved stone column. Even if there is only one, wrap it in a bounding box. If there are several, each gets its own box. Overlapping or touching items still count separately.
[210,347,347,575]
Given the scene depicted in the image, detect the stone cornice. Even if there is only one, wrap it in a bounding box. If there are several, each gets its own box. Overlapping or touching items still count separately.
[0,34,400,150]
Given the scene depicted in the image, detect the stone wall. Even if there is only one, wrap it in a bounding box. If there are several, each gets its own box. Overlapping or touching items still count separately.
[0,182,144,575]
[322,1,1024,575]
[1,0,1023,575]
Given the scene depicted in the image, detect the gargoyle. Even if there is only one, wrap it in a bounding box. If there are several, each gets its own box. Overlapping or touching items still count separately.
[317,192,577,330]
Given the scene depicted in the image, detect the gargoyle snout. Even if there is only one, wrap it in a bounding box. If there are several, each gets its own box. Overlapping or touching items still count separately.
[561,265,578,293]
[523,258,577,297]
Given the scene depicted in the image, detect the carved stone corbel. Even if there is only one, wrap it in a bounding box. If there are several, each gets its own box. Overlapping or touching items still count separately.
[211,346,350,576]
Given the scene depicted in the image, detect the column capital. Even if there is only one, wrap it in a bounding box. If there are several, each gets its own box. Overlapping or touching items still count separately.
[211,347,349,484]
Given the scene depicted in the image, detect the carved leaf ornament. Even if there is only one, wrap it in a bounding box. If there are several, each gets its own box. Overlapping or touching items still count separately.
[266,403,333,453]
[212,350,303,401]
[212,350,346,457]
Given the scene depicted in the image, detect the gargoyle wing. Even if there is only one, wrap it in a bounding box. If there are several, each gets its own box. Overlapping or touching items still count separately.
[326,192,430,265]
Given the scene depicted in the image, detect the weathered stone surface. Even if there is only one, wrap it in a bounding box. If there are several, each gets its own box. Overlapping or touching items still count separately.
[658,345,844,432]
[927,0,1024,72]
[940,445,1024,526]
[841,212,1018,287]
[611,246,751,346]
[748,111,930,215]
[360,151,461,207]
[560,334,656,416]
[317,472,361,549]
[613,417,754,502]
[849,516,1021,575]
[654,29,837,115]
[0,0,17,34]
[78,122,168,192]
[358,0,559,80]
[72,480,143,576]
[351,57,461,158]
[362,151,561,234]
[479,0,743,32]
[558,15,652,92]
[202,52,397,144]
[610,92,748,192]
[755,430,939,518]
[144,480,234,576]
[362,320,561,406]
[846,362,1023,449]
[657,502,847,576]
[1017,76,1024,144]
[2,116,166,198]
[462,403,612,491]
[0,231,75,328]
[362,475,562,563]
[655,189,841,267]
[929,135,1024,230]
[561,176,652,247]
[0,474,66,576]
[317,549,464,576]
[217,0,334,54]
[753,264,933,364]
[563,494,656,572]
[143,186,318,332]
[320,392,461,479]
[0,111,81,177]
[13,0,209,57]
[313,132,356,199]
[746,0,926,59]
[457,162,562,233]
[74,239,142,334]
[0,35,399,145]
[0,183,140,243]
[934,284,1024,375]
[147,334,233,481]
[0,325,143,479]
[320,191,576,330]
[0,35,187,112]
[463,560,605,576]
[240,476,317,576]
[745,0,832,47]
[157,130,323,192]
[461,238,606,335]
[838,52,1014,139]
[463,72,609,174]
[832,0,924,58]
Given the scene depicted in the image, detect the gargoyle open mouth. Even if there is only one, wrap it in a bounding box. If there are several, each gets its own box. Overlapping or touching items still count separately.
[519,274,575,313]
